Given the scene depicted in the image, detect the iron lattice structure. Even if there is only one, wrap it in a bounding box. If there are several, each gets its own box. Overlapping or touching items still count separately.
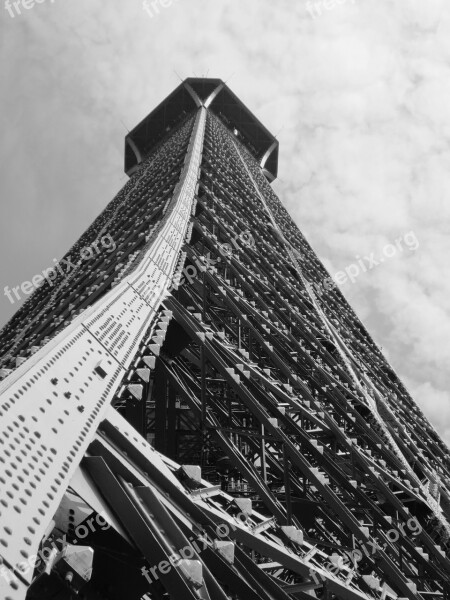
[0,78,449,600]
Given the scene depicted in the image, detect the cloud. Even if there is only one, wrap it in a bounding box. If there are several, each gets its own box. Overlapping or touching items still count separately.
[406,380,450,448]
[0,0,449,446]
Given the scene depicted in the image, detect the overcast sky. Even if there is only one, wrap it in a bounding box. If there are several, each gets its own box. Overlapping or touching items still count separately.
[0,0,449,446]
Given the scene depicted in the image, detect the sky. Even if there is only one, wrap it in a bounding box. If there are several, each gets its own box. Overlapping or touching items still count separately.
[0,0,449,446]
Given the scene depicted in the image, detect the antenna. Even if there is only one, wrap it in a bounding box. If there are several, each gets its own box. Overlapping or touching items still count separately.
[224,72,235,85]
[120,119,130,133]
[173,70,184,83]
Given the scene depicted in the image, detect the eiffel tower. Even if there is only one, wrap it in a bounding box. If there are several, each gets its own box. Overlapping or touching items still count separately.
[0,78,449,600]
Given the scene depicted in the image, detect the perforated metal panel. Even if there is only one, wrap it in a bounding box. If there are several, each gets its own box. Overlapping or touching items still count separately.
[0,108,206,599]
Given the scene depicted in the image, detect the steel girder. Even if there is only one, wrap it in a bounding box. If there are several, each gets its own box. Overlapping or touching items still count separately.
[0,81,449,600]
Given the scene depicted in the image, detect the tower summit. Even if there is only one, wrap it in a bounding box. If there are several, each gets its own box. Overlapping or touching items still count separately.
[124,78,278,180]
[0,79,449,600]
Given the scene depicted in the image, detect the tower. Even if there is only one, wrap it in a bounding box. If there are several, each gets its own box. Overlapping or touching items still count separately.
[0,78,449,600]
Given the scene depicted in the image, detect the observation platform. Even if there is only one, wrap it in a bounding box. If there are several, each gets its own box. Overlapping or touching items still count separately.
[124,77,279,181]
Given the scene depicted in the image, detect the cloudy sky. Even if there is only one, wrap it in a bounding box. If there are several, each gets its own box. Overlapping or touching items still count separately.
[0,0,449,445]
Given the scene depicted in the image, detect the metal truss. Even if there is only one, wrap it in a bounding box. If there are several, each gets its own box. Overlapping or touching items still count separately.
[0,79,449,600]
